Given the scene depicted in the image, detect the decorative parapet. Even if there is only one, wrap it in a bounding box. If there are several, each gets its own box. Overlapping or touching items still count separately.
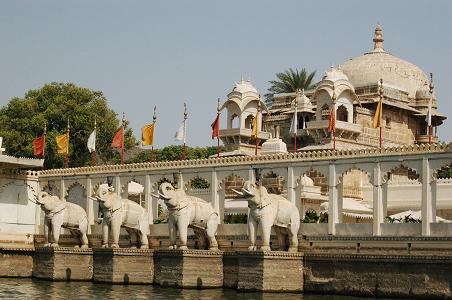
[37,143,452,178]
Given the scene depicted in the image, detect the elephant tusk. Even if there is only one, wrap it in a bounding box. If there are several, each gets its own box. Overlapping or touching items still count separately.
[231,188,244,196]
[151,193,160,199]
[242,188,254,196]
[158,192,170,200]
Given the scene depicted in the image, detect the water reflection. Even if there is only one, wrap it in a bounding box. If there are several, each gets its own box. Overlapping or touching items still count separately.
[0,278,393,300]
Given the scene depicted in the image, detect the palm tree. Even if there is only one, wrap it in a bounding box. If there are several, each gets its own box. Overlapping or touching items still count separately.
[264,68,316,107]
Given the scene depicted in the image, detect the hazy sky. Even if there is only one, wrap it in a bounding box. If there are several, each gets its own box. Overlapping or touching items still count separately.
[1,1,451,148]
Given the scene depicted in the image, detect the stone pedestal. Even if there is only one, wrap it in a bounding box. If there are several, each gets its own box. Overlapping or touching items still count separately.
[93,248,153,284]
[236,251,304,292]
[33,247,93,281]
[223,251,238,288]
[154,249,223,288]
[0,248,34,277]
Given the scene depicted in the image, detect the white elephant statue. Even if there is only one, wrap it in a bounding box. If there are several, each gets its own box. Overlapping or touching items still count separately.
[37,191,89,248]
[156,182,219,250]
[93,184,149,249]
[233,181,300,252]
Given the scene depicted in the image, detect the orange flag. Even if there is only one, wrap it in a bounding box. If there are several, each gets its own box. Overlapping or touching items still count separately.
[111,127,124,148]
[33,135,45,157]
[328,107,336,133]
[211,114,220,139]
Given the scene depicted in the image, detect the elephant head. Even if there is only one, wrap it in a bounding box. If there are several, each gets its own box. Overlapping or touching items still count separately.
[157,182,187,209]
[232,180,272,208]
[95,184,121,210]
[37,191,64,213]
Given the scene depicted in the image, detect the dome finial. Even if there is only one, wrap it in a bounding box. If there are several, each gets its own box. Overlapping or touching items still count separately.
[372,23,384,52]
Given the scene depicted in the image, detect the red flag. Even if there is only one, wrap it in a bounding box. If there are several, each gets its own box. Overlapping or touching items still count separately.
[211,114,220,139]
[327,107,336,133]
[33,135,45,157]
[111,127,124,148]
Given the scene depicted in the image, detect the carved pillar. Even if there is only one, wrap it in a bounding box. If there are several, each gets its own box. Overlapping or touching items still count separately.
[432,175,437,222]
[328,164,339,235]
[287,166,296,205]
[372,163,384,236]
[86,177,94,233]
[382,179,388,218]
[59,178,66,201]
[337,182,343,223]
[421,158,433,236]
[211,170,220,218]
[115,176,121,197]
[144,175,153,224]
[219,186,225,224]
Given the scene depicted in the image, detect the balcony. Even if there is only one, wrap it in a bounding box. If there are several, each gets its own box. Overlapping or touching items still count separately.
[219,128,271,140]
[305,120,362,142]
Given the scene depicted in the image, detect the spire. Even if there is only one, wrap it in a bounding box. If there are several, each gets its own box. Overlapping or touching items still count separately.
[372,23,385,53]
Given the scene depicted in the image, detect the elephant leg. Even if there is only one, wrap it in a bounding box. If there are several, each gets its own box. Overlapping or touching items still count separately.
[288,212,300,252]
[206,214,219,250]
[102,222,109,248]
[248,215,258,251]
[51,222,61,247]
[139,226,149,249]
[177,220,189,250]
[259,218,272,252]
[274,227,286,251]
[168,218,177,249]
[111,224,120,248]
[44,219,51,247]
[79,218,89,248]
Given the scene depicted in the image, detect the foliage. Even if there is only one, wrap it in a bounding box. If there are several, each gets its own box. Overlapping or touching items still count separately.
[385,214,421,223]
[264,68,316,107]
[127,145,226,163]
[437,166,452,179]
[224,214,247,224]
[190,177,210,189]
[153,203,167,224]
[0,82,136,169]
[301,210,328,223]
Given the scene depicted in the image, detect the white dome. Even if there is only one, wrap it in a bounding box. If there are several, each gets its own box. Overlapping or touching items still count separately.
[300,174,314,186]
[323,66,349,82]
[339,25,429,99]
[231,79,258,94]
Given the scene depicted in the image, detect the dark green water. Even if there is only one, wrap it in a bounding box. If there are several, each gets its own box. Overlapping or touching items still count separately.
[0,278,398,300]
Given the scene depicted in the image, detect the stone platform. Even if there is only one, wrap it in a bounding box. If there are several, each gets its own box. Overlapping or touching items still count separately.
[0,247,34,277]
[93,248,153,284]
[32,247,93,281]
[154,249,223,288]
[236,251,304,292]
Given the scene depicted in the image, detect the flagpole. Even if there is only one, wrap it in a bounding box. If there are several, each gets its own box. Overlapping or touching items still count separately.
[65,119,70,168]
[255,100,261,156]
[42,122,47,170]
[428,73,434,144]
[332,87,336,151]
[152,106,157,162]
[183,103,187,160]
[379,79,384,150]
[93,116,97,166]
[293,90,298,153]
[121,112,125,164]
[217,98,221,158]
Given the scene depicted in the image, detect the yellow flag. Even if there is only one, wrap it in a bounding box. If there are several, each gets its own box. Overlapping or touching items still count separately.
[56,134,69,154]
[251,112,259,138]
[373,98,383,128]
[141,123,155,146]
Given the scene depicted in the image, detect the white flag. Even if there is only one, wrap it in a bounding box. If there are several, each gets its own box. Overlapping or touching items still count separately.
[87,130,96,153]
[425,94,432,127]
[174,120,186,143]
[289,105,298,136]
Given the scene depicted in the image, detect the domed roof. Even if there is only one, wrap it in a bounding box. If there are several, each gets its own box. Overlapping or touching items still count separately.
[339,25,429,99]
[323,66,349,82]
[300,174,314,186]
[231,78,258,94]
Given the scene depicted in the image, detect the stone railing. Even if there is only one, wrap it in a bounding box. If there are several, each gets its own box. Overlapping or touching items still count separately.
[306,120,362,133]
[38,143,452,178]
[219,128,271,139]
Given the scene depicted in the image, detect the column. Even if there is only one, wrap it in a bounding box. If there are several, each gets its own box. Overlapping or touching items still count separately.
[115,175,121,197]
[421,158,433,236]
[287,166,296,205]
[59,178,66,201]
[144,175,153,224]
[211,170,220,217]
[328,164,339,235]
[382,180,388,218]
[373,163,384,236]
[85,177,94,232]
[337,182,343,223]
[432,176,437,222]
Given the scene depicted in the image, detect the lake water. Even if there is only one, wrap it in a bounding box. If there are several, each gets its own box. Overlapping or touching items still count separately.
[0,278,397,300]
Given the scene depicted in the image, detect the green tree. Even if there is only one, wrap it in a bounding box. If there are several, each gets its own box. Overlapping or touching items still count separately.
[127,145,226,163]
[264,68,316,107]
[0,82,136,169]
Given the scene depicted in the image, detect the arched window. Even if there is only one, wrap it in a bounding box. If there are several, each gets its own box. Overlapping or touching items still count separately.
[231,114,239,128]
[321,105,330,120]
[298,115,303,129]
[337,105,348,122]
[244,115,254,129]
